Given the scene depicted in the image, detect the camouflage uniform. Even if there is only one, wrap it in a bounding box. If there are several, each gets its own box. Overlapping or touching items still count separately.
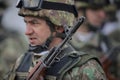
[6,0,107,80]
[7,44,107,80]
[0,28,28,79]
[0,0,28,79]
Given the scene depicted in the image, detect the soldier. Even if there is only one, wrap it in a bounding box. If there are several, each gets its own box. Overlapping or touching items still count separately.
[72,0,119,80]
[0,0,28,79]
[71,0,110,57]
[5,0,107,80]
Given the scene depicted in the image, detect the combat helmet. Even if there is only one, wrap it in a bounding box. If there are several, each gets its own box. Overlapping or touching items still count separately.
[104,0,117,22]
[75,0,109,9]
[16,0,78,27]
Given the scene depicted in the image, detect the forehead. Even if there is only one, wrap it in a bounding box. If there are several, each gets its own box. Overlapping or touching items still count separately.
[24,16,44,22]
[24,16,38,21]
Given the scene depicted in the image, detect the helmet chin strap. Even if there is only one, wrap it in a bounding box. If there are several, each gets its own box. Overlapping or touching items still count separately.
[28,34,54,53]
[28,32,66,53]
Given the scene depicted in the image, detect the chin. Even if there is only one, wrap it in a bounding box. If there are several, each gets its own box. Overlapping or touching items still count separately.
[30,43,42,46]
[30,42,38,46]
[30,44,37,46]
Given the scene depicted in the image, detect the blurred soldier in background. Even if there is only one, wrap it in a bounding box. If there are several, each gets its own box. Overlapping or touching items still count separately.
[71,0,109,57]
[0,0,28,79]
[72,0,120,80]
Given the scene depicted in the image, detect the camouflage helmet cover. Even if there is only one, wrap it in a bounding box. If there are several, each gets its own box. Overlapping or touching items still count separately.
[75,0,109,9]
[104,0,117,12]
[18,0,76,26]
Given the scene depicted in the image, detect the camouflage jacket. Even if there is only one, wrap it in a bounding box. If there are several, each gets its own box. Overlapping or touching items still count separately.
[0,28,28,80]
[108,29,120,47]
[69,31,108,59]
[6,44,107,80]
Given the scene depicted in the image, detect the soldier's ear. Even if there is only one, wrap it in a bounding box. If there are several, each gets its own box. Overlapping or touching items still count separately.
[55,26,64,33]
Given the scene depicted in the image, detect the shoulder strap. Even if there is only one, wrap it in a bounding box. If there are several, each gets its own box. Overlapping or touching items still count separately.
[16,52,33,72]
[45,47,100,80]
[7,52,33,80]
[45,46,82,80]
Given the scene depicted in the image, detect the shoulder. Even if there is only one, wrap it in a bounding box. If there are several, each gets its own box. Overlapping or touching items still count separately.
[63,59,107,80]
[79,59,107,80]
[62,50,107,80]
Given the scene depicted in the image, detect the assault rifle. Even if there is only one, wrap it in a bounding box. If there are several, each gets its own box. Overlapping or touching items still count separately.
[26,16,85,80]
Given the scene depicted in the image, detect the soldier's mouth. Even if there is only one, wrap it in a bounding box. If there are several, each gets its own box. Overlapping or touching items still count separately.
[29,38,37,41]
[30,38,36,40]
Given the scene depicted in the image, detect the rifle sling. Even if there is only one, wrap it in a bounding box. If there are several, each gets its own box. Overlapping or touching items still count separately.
[45,46,82,80]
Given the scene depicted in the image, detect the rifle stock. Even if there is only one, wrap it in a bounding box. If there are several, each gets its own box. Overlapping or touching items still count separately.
[26,16,85,80]
[101,46,120,80]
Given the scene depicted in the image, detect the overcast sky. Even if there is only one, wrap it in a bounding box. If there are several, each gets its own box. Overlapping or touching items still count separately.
[2,0,26,33]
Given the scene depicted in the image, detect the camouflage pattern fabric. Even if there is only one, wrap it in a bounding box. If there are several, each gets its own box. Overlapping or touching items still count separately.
[69,31,105,59]
[6,44,107,80]
[63,59,107,80]
[0,28,28,80]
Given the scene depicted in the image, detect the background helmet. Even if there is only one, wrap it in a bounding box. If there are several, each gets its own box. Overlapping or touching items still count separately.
[75,0,109,32]
[104,0,117,22]
[75,0,109,9]
[17,0,78,27]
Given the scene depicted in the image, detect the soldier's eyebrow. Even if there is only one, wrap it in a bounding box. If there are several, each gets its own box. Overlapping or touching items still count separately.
[24,18,41,24]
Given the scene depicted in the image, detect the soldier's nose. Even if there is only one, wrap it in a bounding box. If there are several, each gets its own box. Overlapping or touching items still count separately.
[25,26,34,35]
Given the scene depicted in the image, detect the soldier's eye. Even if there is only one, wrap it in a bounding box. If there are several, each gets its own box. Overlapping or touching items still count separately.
[30,21,40,25]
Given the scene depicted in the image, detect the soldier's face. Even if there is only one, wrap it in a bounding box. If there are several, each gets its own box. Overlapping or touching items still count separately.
[86,8,106,27]
[24,16,51,46]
